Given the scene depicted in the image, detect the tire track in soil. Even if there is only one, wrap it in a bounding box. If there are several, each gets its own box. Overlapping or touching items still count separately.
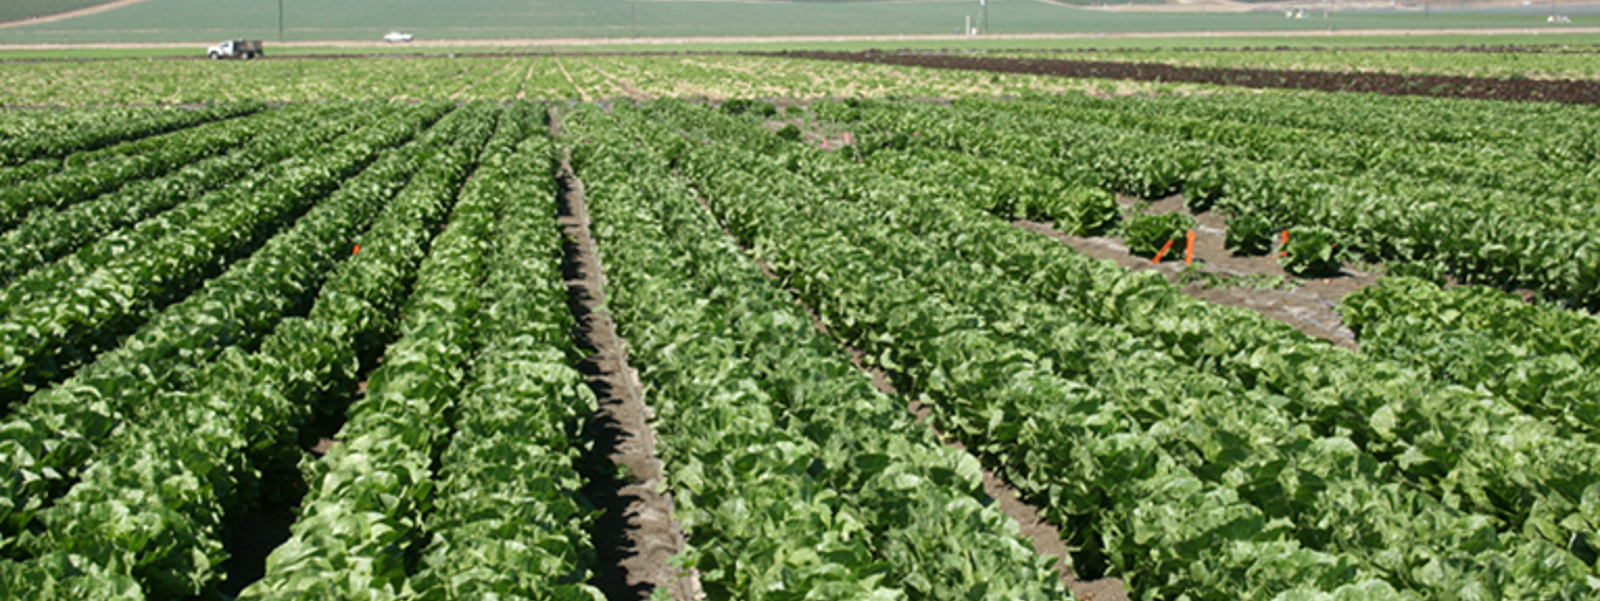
[687,193,1131,601]
[556,142,699,600]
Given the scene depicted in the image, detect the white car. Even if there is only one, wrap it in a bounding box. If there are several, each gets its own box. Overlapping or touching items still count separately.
[383,31,414,43]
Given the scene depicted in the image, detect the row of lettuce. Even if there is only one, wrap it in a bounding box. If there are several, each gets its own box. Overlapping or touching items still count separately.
[239,104,599,600]
[811,96,1600,310]
[3,99,1090,600]
[636,98,1598,599]
[7,95,1594,599]
[563,103,1070,599]
[0,102,602,599]
[805,94,1600,449]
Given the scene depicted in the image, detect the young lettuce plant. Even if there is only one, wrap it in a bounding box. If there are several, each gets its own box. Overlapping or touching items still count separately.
[1123,211,1194,259]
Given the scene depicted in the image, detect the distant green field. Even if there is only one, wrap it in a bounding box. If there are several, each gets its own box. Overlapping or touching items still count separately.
[0,0,118,24]
[4,31,1600,61]
[0,0,1593,45]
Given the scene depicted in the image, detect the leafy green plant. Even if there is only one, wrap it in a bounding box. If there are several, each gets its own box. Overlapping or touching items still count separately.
[1224,213,1274,256]
[775,123,802,141]
[640,99,1600,600]
[1279,226,1343,277]
[7,101,472,597]
[580,102,1069,599]
[1387,260,1450,286]
[0,103,369,287]
[1183,164,1225,211]
[1122,211,1194,259]
[0,102,262,167]
[719,98,777,117]
[1055,186,1119,236]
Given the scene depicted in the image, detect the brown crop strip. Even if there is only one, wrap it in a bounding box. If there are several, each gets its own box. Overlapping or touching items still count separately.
[757,50,1600,105]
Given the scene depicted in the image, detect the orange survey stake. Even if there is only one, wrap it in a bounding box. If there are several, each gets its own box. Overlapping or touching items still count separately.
[1153,239,1176,264]
[353,244,361,255]
[1185,230,1195,266]
[1280,230,1290,257]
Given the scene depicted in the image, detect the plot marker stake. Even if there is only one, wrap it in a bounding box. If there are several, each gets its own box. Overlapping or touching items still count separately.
[1185,229,1195,266]
[1153,239,1176,264]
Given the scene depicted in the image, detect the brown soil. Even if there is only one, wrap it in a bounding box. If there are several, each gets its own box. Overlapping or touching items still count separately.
[766,49,1600,105]
[1018,193,1371,348]
[691,194,1131,601]
[557,152,699,600]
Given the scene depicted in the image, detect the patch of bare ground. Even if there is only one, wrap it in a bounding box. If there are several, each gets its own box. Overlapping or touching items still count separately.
[688,193,1130,601]
[556,147,699,600]
[1019,193,1372,349]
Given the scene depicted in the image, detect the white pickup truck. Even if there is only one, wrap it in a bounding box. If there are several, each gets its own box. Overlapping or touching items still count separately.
[207,40,263,60]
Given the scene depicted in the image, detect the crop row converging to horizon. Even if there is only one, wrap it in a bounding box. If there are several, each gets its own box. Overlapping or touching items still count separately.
[0,47,1597,601]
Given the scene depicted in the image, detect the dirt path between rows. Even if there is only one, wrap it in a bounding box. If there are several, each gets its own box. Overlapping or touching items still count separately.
[688,192,1131,601]
[557,150,698,600]
[0,0,153,29]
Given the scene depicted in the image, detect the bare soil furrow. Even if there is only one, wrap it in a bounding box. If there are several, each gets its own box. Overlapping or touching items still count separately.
[557,152,696,601]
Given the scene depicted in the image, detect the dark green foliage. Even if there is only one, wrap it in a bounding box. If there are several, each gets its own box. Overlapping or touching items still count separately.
[775,123,802,141]
[1123,211,1194,259]
[1184,164,1225,211]
[1387,261,1450,287]
[1279,226,1343,277]
[720,99,777,117]
[1224,213,1274,256]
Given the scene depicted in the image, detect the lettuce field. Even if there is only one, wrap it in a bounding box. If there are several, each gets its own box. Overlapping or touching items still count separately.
[0,52,1598,601]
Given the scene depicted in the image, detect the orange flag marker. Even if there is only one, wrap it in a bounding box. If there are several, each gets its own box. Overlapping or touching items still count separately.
[353,244,361,255]
[1153,239,1176,264]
